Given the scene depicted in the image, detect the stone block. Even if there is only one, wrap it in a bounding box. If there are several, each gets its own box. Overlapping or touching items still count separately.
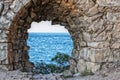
[79,48,111,62]
[77,0,95,12]
[0,65,8,70]
[0,16,11,29]
[0,43,7,50]
[77,59,100,73]
[86,4,99,16]
[30,12,37,19]
[0,49,8,64]
[18,7,28,20]
[77,59,86,72]
[108,49,120,62]
[0,32,7,41]
[0,2,4,14]
[89,19,104,34]
[72,49,79,60]
[87,42,109,48]
[17,19,24,26]
[107,12,120,22]
[26,16,32,24]
[88,13,103,22]
[10,0,23,13]
[97,0,120,6]
[5,10,14,20]
[113,23,120,32]
[93,32,111,42]
[21,0,31,6]
[31,0,38,6]
[1,2,9,15]
[83,32,92,42]
[86,62,100,72]
[112,32,120,39]
[111,42,120,48]
[80,41,87,47]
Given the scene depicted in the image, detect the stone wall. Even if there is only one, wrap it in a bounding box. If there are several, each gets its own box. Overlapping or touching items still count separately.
[0,0,120,73]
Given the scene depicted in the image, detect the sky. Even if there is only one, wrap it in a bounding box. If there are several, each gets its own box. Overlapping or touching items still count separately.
[28,21,68,33]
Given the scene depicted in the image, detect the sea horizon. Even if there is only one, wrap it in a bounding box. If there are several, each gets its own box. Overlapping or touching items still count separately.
[28,32,69,34]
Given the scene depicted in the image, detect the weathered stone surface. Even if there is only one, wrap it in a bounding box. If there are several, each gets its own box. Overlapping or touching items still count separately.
[0,0,120,74]
[77,59,86,72]
[79,48,111,62]
[97,0,120,6]
[93,32,111,42]
[0,50,8,64]
[0,43,7,49]
[0,16,11,29]
[86,4,99,16]
[5,10,14,20]
[86,62,100,72]
[10,0,23,13]
[77,0,95,12]
[87,42,109,48]
[77,59,100,73]
[111,42,120,48]
[1,2,10,15]
[20,0,31,6]
[107,12,120,22]
[0,31,8,41]
[83,32,92,42]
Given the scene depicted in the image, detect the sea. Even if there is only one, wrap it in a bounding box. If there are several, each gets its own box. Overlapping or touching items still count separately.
[27,33,73,64]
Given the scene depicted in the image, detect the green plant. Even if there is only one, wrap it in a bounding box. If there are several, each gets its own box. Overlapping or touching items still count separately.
[32,61,48,74]
[32,52,71,74]
[46,64,61,73]
[51,52,70,66]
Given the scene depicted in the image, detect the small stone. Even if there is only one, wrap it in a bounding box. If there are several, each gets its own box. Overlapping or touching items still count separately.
[73,73,80,77]
[80,41,87,47]
[62,70,73,77]
[87,4,99,16]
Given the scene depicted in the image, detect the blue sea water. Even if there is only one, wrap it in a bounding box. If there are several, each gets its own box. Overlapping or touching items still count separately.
[27,33,73,64]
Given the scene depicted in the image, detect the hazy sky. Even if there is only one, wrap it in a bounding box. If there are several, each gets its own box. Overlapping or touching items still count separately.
[28,21,68,33]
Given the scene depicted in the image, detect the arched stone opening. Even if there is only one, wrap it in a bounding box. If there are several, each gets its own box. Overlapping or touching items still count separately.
[27,21,73,65]
[7,0,79,72]
[1,0,120,74]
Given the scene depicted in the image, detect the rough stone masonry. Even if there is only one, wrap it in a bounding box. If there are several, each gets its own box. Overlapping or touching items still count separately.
[0,0,120,74]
